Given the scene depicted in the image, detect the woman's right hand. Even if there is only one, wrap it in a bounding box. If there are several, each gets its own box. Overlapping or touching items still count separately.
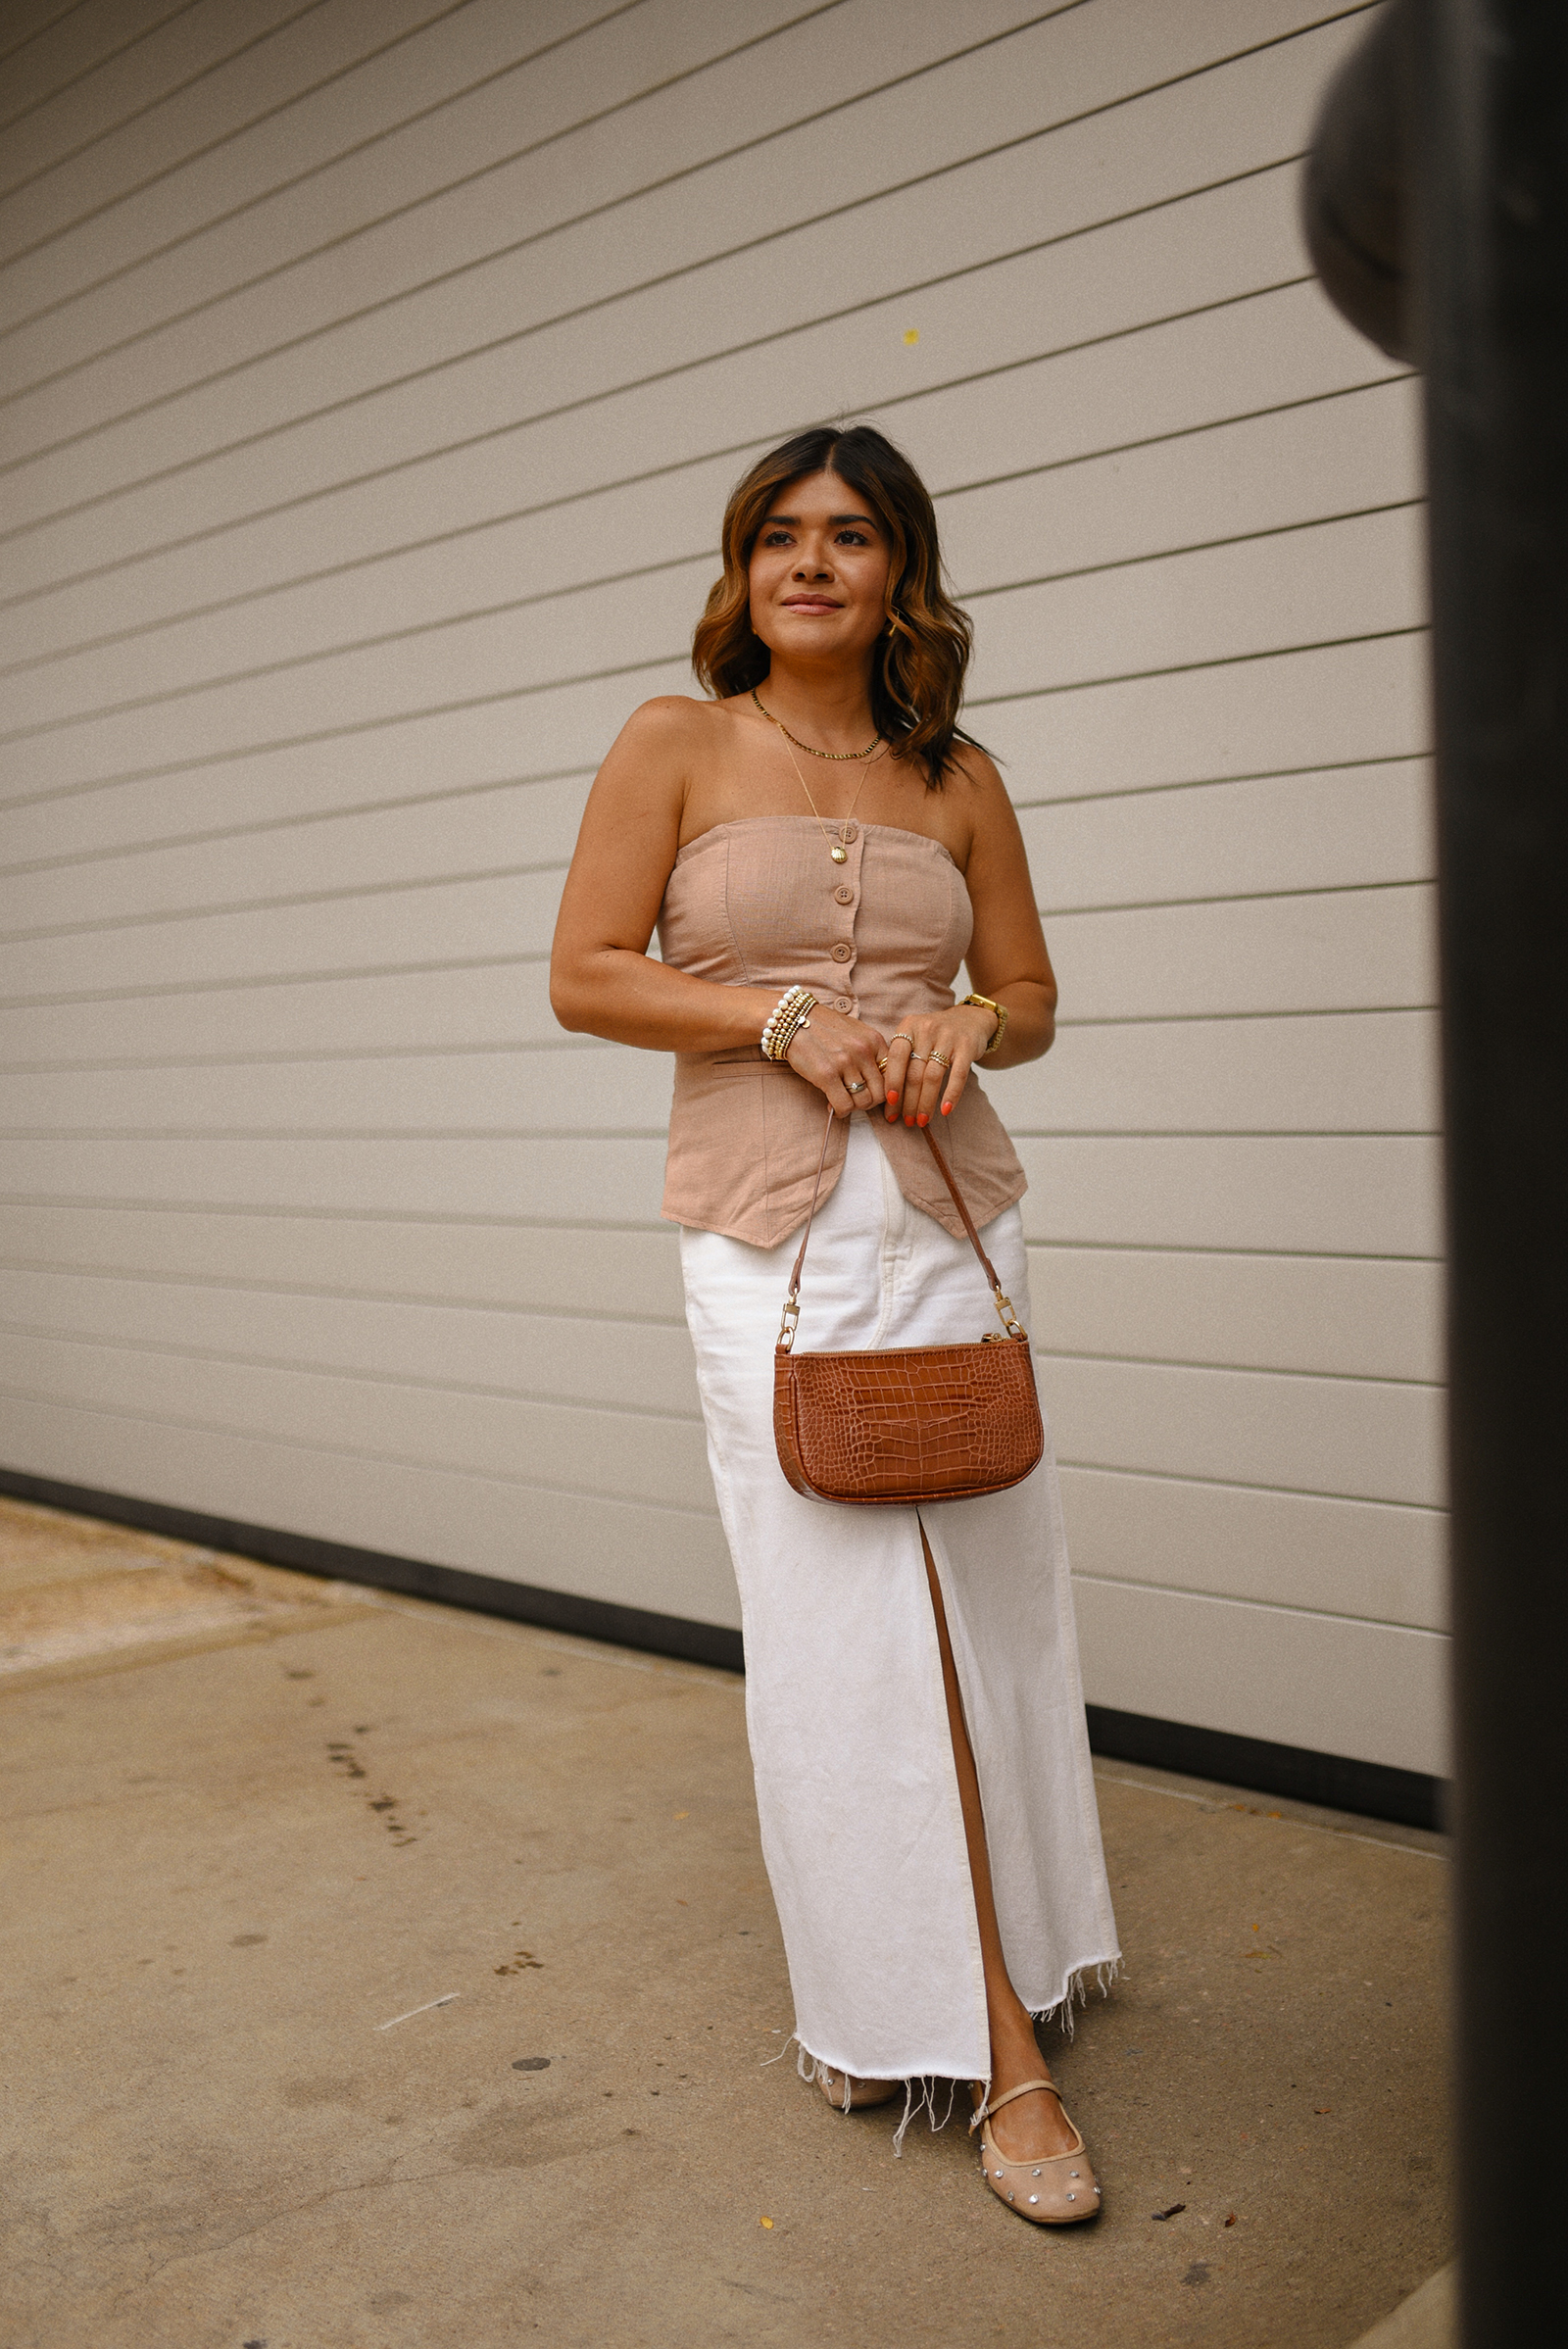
[783,1003,889,1116]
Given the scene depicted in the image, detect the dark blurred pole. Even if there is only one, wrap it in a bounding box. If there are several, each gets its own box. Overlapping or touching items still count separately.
[1306,4,1568,2340]
[1419,4,1568,2337]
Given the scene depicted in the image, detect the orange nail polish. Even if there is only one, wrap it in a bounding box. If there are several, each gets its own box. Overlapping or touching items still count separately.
[904,1114,914,1127]
[917,1112,929,1127]
[886,1090,898,1104]
[941,1101,953,1114]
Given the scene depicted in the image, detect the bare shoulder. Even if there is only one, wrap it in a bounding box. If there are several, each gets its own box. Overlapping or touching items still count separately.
[946,737,1008,800]
[611,693,722,756]
[945,738,1024,854]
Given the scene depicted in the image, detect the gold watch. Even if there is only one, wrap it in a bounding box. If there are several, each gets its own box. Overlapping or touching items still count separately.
[961,993,1007,1054]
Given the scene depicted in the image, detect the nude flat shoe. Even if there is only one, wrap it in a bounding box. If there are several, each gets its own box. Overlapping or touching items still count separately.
[816,2067,904,2111]
[977,2079,1102,2224]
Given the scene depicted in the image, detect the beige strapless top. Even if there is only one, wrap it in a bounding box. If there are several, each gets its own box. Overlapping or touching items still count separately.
[656,816,1027,1247]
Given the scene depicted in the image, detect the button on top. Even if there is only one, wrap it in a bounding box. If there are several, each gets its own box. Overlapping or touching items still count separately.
[834,996,853,1011]
[840,822,859,844]
[834,884,856,905]
[830,941,854,963]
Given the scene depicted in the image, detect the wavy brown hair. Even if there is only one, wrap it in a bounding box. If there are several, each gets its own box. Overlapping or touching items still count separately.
[691,423,983,788]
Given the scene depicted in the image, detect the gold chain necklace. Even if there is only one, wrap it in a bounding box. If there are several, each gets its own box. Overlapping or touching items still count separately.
[751,687,881,760]
[760,705,886,863]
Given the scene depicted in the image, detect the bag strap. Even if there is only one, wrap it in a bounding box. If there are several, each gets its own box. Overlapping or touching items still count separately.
[777,1107,1026,1349]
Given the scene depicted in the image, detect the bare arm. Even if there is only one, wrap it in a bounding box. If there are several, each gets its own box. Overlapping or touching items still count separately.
[550,700,892,1112]
[550,700,776,1051]
[956,752,1057,1068]
[885,752,1057,1129]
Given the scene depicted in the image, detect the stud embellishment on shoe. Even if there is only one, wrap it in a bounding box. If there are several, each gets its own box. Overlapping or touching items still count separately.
[1028,2195,1039,2204]
[1066,2192,1076,2201]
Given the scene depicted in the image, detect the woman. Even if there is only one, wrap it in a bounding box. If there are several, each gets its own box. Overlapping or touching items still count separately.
[551,423,1119,2225]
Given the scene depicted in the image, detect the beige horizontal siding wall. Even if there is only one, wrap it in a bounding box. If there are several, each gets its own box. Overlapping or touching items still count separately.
[0,0,1443,1773]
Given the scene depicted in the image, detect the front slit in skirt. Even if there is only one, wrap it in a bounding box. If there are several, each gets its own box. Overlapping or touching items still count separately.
[679,1114,1120,2089]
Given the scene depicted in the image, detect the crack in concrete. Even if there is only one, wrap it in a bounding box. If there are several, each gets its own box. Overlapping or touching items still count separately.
[107,2163,456,2303]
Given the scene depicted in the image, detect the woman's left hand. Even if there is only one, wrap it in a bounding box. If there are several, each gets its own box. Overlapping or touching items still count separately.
[880,1003,1000,1129]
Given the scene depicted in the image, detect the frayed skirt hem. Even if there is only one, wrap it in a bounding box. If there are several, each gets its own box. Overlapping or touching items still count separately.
[785,1952,1123,2155]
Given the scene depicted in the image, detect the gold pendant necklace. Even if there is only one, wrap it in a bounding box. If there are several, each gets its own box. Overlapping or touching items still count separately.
[751,689,885,860]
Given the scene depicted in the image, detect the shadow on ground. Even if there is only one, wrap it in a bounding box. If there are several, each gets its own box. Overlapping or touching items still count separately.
[0,1498,1450,2347]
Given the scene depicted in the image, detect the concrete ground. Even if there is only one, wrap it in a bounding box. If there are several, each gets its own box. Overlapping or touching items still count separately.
[1,1497,1452,2348]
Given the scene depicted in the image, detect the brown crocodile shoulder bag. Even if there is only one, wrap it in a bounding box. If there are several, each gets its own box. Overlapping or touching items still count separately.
[773,1109,1045,1507]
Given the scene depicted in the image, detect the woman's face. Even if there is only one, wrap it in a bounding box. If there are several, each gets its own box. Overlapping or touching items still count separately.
[747,469,894,672]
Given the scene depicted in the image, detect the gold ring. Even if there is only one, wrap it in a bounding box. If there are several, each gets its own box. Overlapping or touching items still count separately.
[928,1050,952,1069]
[876,1055,889,1070]
[888,1033,915,1048]
[845,1080,866,1094]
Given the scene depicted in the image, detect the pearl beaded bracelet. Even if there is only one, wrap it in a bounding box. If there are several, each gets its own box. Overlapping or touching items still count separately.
[761,985,816,1062]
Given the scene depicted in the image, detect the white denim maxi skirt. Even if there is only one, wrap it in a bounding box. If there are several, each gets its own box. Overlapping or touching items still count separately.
[680,1115,1120,2093]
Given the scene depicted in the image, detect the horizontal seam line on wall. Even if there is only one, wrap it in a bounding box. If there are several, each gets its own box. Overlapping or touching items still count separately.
[0,648,685,802]
[0,1014,1436,1071]
[0,1128,678,1142]
[1054,1004,1438,1027]
[0,1009,1435,1071]
[1034,1346,1439,1390]
[1056,1461,1444,1511]
[1027,1239,1442,1263]
[1012,1126,1442,1138]
[0,1214,1441,1267]
[0,1315,704,1415]
[0,0,738,329]
[0,1127,1441,1144]
[1040,879,1434,916]
[0,951,549,1006]
[1054,1456,1443,1512]
[0,146,1312,544]
[0,856,571,941]
[0,502,1423,746]
[1009,748,1433,815]
[961,500,1421,605]
[0,1027,1437,1086]
[0,1259,1433,1385]
[0,0,204,135]
[936,367,1413,504]
[0,542,717,689]
[1068,1566,1445,1637]
[0,0,338,214]
[0,763,596,869]
[0,268,1318,617]
[0,0,833,335]
[0,370,1412,682]
[0,747,1430,879]
[0,6,1350,480]
[0,0,630,270]
[0,1382,722,1515]
[0,1039,612,1071]
[967,625,1431,710]
[0,0,1056,386]
[0,1254,688,1323]
[0,1191,671,1230]
[0,866,1434,949]
[1004,756,1436,821]
[0,627,1427,810]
